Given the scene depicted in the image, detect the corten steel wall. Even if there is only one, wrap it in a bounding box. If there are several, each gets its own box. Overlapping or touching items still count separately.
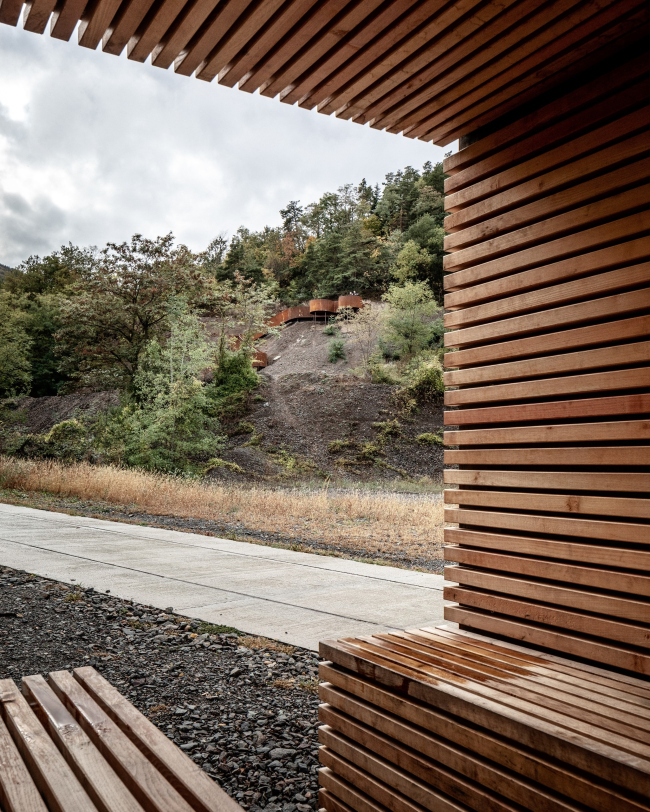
[441,54,650,675]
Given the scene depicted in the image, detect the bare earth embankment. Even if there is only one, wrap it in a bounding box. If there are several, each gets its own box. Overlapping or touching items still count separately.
[0,457,445,571]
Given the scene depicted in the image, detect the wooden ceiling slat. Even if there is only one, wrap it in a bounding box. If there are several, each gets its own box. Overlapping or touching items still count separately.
[50,0,89,39]
[281,0,433,108]
[1,0,644,148]
[101,0,156,54]
[78,0,122,47]
[216,0,322,88]
[400,0,645,143]
[235,0,350,92]
[195,0,286,82]
[0,0,24,25]
[383,0,608,137]
[127,0,189,61]
[259,0,383,100]
[317,0,516,119]
[151,0,222,68]
[420,0,650,144]
[173,0,254,77]
[22,0,57,33]
[343,0,554,129]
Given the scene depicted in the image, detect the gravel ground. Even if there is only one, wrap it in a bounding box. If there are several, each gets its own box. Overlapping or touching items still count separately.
[0,565,321,812]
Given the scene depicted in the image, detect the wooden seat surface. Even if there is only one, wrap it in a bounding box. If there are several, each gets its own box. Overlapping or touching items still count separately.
[318,626,650,812]
[0,666,242,812]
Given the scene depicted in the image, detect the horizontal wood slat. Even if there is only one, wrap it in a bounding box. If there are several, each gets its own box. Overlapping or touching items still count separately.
[444,235,650,310]
[445,547,650,597]
[444,209,649,291]
[443,486,650,518]
[444,263,650,329]
[444,506,650,544]
[445,287,650,350]
[444,154,650,252]
[443,182,650,271]
[444,527,650,570]
[319,660,650,812]
[443,607,650,675]
[445,567,650,624]
[444,393,650,424]
[444,367,650,406]
[443,51,650,178]
[444,418,650,444]
[444,341,650,387]
[444,313,650,370]
[444,586,650,649]
[443,468,650,490]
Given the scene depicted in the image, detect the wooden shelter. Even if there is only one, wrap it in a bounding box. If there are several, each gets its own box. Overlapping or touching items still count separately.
[2,1,649,809]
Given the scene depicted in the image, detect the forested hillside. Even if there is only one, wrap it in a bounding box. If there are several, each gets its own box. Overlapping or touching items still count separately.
[0,162,445,479]
[204,161,445,301]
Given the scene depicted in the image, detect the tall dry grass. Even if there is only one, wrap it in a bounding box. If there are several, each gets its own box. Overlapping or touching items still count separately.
[0,456,444,562]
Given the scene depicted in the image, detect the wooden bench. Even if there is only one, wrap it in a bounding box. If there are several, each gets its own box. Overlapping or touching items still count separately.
[0,666,242,812]
[317,626,650,812]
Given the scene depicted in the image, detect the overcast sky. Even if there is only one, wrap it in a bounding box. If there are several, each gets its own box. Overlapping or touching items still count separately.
[0,23,448,268]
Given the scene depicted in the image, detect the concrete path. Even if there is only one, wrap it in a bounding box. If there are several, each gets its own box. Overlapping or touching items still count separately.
[0,502,449,651]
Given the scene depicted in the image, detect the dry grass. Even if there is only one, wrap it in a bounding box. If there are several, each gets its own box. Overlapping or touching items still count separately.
[239,636,295,654]
[0,456,444,564]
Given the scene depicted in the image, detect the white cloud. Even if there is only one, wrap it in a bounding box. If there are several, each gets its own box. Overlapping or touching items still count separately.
[0,23,448,267]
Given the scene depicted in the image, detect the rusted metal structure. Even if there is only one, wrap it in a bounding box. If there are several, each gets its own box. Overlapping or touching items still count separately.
[236,298,363,368]
[337,295,363,311]
[4,2,650,809]
[309,299,339,320]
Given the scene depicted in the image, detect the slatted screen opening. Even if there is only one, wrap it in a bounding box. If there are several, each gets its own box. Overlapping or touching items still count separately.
[442,51,650,676]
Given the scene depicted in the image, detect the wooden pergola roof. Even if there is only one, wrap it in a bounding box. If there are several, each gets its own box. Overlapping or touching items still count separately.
[1,0,648,145]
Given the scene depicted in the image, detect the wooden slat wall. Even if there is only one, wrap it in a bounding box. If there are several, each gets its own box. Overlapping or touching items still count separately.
[442,55,650,676]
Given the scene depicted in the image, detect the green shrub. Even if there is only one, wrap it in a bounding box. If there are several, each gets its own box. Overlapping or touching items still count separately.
[231,420,254,436]
[328,338,346,363]
[368,360,398,385]
[323,323,339,336]
[19,419,90,462]
[395,356,444,412]
[416,431,444,446]
[372,419,402,441]
[428,317,445,348]
[202,458,245,474]
[211,350,258,398]
[355,442,384,461]
[327,439,357,454]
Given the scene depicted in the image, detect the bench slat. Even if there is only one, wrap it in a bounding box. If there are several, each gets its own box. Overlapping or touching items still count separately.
[0,678,99,812]
[319,692,582,812]
[0,712,48,812]
[319,664,647,812]
[48,669,197,812]
[72,666,242,812]
[319,720,519,812]
[320,636,650,797]
[22,673,146,812]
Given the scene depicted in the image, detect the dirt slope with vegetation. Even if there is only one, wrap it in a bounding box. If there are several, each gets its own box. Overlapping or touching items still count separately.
[217,371,443,484]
